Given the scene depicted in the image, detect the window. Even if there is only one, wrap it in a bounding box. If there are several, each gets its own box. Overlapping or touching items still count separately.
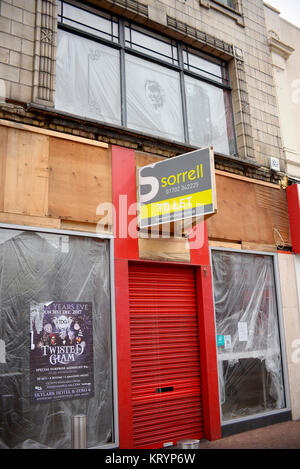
[199,0,244,26]
[56,30,121,125]
[217,0,234,8]
[211,250,286,422]
[55,1,236,155]
[0,228,115,449]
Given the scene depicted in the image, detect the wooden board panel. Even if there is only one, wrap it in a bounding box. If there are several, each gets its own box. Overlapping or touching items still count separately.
[138,236,190,262]
[0,126,8,212]
[241,242,277,252]
[3,128,49,217]
[207,174,291,246]
[135,151,165,169]
[209,240,242,249]
[48,137,112,224]
[0,119,108,148]
[60,219,113,235]
[0,211,60,229]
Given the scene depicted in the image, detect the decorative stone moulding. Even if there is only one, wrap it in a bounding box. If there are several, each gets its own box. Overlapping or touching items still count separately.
[32,0,57,106]
[199,0,245,26]
[268,31,295,61]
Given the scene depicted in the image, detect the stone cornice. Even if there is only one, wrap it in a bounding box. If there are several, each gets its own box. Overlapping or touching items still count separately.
[268,34,295,60]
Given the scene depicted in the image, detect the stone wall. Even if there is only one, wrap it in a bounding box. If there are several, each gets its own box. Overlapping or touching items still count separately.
[0,0,285,171]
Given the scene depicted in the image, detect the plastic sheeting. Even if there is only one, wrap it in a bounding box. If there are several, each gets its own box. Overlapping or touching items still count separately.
[55,27,235,153]
[211,250,285,421]
[55,29,121,126]
[185,76,233,155]
[0,229,113,449]
[125,54,184,142]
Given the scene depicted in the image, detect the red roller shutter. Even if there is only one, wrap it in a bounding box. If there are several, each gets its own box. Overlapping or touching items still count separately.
[128,262,204,449]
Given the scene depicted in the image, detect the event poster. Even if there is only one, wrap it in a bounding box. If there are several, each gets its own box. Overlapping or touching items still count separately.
[30,301,94,403]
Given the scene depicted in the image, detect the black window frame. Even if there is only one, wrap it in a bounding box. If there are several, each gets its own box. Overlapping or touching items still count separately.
[56,0,237,156]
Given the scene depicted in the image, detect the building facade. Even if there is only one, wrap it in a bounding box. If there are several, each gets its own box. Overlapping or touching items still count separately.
[264,2,300,422]
[0,0,298,449]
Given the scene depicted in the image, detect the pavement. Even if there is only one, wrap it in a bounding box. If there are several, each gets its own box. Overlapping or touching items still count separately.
[197,420,300,449]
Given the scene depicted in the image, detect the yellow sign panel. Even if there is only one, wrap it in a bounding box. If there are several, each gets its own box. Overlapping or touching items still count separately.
[140,189,213,220]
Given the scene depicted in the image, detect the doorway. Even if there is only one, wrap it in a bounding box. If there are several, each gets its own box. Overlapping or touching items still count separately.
[128,262,204,448]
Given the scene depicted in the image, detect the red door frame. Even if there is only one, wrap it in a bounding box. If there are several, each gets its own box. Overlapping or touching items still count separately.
[287,184,300,254]
[112,145,221,448]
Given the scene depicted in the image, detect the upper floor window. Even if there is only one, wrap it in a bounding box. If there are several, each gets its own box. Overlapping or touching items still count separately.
[57,1,119,42]
[217,0,234,8]
[55,1,236,156]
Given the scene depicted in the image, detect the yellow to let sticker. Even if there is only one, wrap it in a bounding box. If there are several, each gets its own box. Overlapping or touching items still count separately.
[140,189,213,220]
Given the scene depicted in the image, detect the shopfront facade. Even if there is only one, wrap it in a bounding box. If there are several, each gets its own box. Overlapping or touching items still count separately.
[285,184,300,421]
[0,122,120,448]
[0,225,118,449]
[211,247,290,435]
[0,119,294,448]
[0,123,222,449]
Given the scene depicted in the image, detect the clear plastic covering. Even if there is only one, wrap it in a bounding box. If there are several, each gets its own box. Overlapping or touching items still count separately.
[55,29,121,125]
[0,229,113,449]
[211,250,286,421]
[55,22,235,153]
[185,76,234,155]
[125,54,184,142]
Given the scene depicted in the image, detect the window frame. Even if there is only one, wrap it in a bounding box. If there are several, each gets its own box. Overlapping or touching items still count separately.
[0,221,119,449]
[209,246,291,427]
[56,0,237,155]
[199,0,245,26]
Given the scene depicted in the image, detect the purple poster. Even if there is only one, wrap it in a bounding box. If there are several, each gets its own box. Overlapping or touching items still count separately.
[30,302,94,403]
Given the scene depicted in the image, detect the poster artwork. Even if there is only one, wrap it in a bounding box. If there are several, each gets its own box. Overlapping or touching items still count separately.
[30,302,94,403]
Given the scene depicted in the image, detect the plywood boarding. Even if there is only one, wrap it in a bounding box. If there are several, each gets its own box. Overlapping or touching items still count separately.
[0,119,108,149]
[207,174,291,246]
[48,137,112,225]
[2,127,50,217]
[0,126,8,212]
[0,124,112,231]
[138,236,190,262]
[0,211,60,229]
[135,151,166,169]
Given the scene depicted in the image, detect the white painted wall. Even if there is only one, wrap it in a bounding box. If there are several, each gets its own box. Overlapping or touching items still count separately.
[295,254,300,314]
[277,253,300,420]
[264,3,300,178]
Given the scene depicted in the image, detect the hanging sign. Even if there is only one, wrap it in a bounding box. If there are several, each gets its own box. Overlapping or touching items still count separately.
[138,147,217,228]
[30,301,94,403]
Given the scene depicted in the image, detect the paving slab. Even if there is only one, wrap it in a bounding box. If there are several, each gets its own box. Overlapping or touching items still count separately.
[198,421,300,449]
